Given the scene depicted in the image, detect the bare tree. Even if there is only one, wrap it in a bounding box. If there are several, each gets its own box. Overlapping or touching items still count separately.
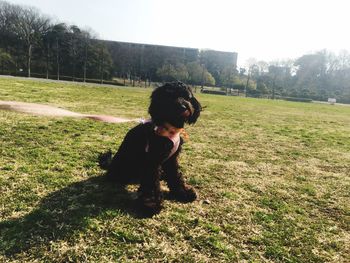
[13,5,51,77]
[0,1,20,73]
[82,31,90,82]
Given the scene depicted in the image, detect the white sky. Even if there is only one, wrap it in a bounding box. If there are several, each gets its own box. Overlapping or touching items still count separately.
[7,0,350,66]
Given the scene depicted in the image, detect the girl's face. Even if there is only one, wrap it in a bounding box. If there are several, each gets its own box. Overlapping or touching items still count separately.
[155,122,183,138]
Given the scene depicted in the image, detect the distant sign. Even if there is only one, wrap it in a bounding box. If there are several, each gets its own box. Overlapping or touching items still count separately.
[328,98,336,105]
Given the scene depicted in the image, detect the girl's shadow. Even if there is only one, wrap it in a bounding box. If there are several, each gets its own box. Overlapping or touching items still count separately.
[0,175,139,257]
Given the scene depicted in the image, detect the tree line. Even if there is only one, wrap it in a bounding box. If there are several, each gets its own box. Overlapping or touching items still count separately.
[0,0,113,82]
[1,0,350,103]
[243,50,350,103]
[0,1,238,87]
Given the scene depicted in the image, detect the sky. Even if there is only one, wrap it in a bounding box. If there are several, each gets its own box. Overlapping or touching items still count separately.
[7,0,350,66]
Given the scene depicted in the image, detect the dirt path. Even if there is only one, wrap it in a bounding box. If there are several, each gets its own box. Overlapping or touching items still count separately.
[0,100,135,123]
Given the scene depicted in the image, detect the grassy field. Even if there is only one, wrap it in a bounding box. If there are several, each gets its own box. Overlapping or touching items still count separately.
[0,77,349,262]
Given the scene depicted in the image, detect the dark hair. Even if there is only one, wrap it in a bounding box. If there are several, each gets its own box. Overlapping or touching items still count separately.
[149,81,202,128]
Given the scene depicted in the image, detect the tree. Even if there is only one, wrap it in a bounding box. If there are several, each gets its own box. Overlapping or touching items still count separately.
[13,5,51,77]
[0,1,24,74]
[0,1,116,81]
[81,30,92,82]
[256,81,269,95]
[200,49,237,86]
[0,48,13,70]
[68,25,81,80]
[41,25,53,78]
[186,62,215,86]
[97,43,113,82]
[156,63,189,82]
[186,62,202,84]
[203,71,216,86]
[219,65,238,88]
[83,40,113,81]
[47,23,68,79]
[293,52,330,99]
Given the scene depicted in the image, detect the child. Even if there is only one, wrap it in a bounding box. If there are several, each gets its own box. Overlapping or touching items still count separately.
[103,81,202,216]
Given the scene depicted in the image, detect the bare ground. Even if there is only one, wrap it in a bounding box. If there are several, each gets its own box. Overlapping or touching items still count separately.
[0,100,134,123]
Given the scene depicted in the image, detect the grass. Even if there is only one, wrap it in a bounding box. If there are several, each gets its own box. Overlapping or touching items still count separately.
[0,76,349,262]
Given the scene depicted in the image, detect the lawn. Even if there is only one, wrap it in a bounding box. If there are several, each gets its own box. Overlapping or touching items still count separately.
[0,77,349,262]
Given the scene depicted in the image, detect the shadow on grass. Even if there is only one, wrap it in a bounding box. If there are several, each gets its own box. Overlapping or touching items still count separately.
[0,175,140,257]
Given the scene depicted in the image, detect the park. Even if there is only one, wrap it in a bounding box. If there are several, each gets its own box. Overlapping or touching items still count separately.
[1,76,349,262]
[1,0,350,262]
